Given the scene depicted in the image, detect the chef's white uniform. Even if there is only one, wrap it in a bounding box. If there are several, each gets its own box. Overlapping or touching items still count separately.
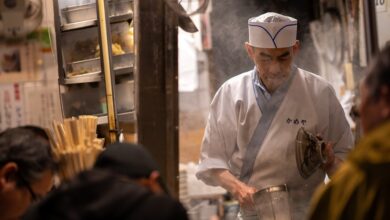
[196,67,353,219]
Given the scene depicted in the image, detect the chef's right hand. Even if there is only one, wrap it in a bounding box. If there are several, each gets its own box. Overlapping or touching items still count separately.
[212,169,257,208]
[231,182,257,208]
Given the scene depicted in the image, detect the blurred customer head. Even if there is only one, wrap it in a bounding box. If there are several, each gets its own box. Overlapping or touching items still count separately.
[0,126,56,220]
[94,142,169,194]
[308,45,390,220]
[360,44,390,133]
[23,169,188,220]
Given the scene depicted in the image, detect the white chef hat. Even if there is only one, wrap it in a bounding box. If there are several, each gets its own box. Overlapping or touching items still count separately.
[248,12,297,48]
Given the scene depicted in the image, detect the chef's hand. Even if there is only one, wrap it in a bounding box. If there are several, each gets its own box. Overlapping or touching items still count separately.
[322,142,335,169]
[211,169,256,208]
[230,181,257,209]
[316,135,341,177]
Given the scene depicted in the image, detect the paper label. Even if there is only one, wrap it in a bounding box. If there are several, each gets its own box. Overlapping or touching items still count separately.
[376,0,387,12]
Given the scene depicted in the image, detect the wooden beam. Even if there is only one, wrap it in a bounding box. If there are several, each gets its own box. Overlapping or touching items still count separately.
[134,0,179,197]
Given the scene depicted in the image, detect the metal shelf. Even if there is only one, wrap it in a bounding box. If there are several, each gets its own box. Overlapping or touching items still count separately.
[97,110,135,125]
[61,13,133,32]
[63,72,101,84]
[63,67,133,84]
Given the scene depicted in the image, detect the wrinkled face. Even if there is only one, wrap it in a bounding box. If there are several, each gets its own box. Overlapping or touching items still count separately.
[245,42,298,93]
[0,167,53,220]
[359,82,390,133]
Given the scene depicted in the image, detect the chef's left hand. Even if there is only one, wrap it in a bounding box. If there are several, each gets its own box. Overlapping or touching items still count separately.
[316,134,343,177]
[322,142,335,170]
[316,135,335,172]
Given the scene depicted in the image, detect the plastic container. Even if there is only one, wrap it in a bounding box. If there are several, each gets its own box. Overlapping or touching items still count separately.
[114,80,134,112]
[67,53,134,77]
[62,0,132,24]
[62,3,96,24]
[109,0,133,16]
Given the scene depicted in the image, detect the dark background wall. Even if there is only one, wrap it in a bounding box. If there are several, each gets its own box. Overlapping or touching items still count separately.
[208,0,320,94]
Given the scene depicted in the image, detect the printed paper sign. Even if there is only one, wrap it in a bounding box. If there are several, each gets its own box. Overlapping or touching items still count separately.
[376,0,387,12]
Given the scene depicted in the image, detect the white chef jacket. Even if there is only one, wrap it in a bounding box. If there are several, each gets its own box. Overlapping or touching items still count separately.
[196,67,353,219]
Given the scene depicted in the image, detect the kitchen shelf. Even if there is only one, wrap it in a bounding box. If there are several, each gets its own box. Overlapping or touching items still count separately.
[64,72,101,84]
[61,13,133,32]
[63,66,133,84]
[97,110,135,125]
[54,0,135,126]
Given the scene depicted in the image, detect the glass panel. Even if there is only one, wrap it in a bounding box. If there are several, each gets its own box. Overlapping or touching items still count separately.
[61,22,134,78]
[114,77,134,113]
[60,79,134,118]
[60,82,106,117]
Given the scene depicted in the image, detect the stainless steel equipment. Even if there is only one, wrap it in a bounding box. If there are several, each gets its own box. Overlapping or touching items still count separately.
[253,185,292,220]
[62,3,96,23]
[295,127,327,179]
[66,53,134,78]
[53,0,135,142]
[62,0,132,24]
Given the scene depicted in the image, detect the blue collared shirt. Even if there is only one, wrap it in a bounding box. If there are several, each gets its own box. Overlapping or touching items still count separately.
[252,67,297,102]
[253,69,272,101]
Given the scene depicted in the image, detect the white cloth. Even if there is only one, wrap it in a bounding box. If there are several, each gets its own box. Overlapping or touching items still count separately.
[248,12,297,48]
[196,68,353,219]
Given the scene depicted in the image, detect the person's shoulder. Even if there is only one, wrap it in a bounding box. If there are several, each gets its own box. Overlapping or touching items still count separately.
[215,70,252,98]
[308,162,358,220]
[220,70,252,89]
[127,194,188,220]
[298,68,330,87]
[297,68,335,95]
[22,170,155,220]
[211,70,253,106]
[228,70,252,82]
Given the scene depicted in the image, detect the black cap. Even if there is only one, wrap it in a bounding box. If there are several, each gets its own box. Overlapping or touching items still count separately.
[95,142,160,179]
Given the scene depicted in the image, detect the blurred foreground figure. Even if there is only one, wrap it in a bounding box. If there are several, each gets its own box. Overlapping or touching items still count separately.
[0,126,56,220]
[308,45,390,220]
[94,142,171,195]
[23,169,188,220]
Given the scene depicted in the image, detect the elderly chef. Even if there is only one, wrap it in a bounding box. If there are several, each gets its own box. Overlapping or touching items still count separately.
[196,12,353,219]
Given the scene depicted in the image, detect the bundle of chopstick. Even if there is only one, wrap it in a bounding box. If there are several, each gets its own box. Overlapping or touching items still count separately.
[49,115,104,180]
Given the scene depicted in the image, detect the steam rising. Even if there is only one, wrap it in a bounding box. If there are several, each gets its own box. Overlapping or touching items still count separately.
[209,0,319,95]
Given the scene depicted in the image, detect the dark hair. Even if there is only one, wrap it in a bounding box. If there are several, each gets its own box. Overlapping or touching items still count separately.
[364,44,390,102]
[0,126,57,186]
